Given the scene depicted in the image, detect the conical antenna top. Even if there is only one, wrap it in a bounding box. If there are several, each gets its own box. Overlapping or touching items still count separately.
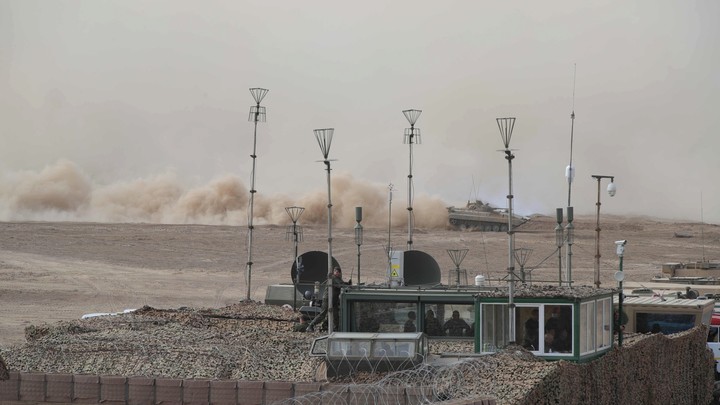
[249,88,269,104]
[496,117,516,149]
[314,128,334,159]
[403,109,422,126]
[514,248,532,267]
[285,206,305,223]
[447,249,469,268]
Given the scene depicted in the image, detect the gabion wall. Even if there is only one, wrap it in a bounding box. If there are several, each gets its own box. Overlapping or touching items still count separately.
[0,326,714,405]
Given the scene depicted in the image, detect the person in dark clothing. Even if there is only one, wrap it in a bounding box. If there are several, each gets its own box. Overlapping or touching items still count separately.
[293,314,310,332]
[523,308,540,350]
[424,309,443,336]
[307,266,350,332]
[442,310,472,336]
[545,306,570,352]
[404,311,417,332]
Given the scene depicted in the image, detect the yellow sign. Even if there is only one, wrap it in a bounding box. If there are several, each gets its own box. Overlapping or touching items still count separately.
[390,269,399,277]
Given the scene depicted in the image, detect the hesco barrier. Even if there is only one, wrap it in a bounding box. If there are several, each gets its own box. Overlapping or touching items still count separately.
[0,326,714,405]
[0,373,496,405]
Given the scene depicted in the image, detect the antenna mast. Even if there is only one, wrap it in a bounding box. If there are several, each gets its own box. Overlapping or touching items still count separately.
[403,109,422,251]
[566,64,576,207]
[701,191,706,262]
[245,87,268,301]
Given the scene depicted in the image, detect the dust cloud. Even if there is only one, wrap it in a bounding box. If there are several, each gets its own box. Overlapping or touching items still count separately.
[0,160,450,228]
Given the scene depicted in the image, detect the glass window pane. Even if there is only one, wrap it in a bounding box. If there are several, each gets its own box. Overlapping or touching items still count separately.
[544,305,572,353]
[579,302,589,353]
[636,312,696,334]
[600,298,612,348]
[517,306,540,351]
[350,301,416,332]
[433,304,474,337]
[481,304,508,351]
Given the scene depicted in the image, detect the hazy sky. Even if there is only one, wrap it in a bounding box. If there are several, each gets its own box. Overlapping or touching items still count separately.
[1,0,719,225]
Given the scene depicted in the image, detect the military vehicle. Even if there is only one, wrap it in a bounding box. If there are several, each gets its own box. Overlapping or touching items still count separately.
[447,200,527,231]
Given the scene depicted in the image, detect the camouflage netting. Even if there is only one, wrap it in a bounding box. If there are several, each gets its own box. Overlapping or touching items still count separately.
[517,327,715,405]
[0,302,715,404]
[3,302,323,381]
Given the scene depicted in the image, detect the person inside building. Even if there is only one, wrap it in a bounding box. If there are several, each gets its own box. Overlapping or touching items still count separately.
[404,311,417,332]
[523,308,540,350]
[306,266,350,332]
[424,309,443,336]
[442,310,472,336]
[545,306,570,352]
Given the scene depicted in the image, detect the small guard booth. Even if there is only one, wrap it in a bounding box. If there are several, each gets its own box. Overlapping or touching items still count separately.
[341,284,616,362]
[475,285,616,362]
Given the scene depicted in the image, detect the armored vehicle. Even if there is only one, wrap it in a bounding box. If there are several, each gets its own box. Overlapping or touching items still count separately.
[447,200,527,231]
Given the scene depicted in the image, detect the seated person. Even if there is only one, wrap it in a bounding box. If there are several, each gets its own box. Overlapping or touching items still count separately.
[404,311,417,332]
[443,310,472,337]
[424,309,443,336]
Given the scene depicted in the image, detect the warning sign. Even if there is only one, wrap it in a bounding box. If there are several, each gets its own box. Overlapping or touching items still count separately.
[390,269,399,278]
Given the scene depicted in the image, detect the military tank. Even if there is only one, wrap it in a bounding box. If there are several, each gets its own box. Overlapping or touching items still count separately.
[447,200,527,231]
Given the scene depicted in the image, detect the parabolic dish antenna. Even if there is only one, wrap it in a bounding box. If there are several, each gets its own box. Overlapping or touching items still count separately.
[291,251,340,295]
[403,250,442,287]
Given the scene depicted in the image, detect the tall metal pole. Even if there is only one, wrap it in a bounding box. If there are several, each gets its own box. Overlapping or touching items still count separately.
[315,128,335,332]
[592,175,616,288]
[555,208,564,287]
[245,88,268,301]
[387,183,394,271]
[403,109,422,251]
[497,117,517,344]
[614,240,626,347]
[566,65,577,289]
[565,207,574,286]
[285,206,304,311]
[618,253,624,347]
[354,207,363,285]
[567,64,577,208]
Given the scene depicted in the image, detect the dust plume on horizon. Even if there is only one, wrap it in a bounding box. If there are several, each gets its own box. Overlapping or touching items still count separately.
[0,160,450,228]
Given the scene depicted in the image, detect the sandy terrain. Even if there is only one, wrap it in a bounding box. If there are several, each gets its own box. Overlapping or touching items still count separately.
[1,215,719,347]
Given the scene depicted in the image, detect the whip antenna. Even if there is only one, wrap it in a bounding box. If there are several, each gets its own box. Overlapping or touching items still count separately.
[566,64,576,207]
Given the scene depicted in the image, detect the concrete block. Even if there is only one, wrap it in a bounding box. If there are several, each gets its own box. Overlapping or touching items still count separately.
[19,372,45,402]
[128,376,155,405]
[293,382,322,399]
[375,385,406,405]
[183,379,210,404]
[74,375,100,404]
[406,386,434,404]
[321,384,349,405]
[264,381,293,404]
[0,371,20,401]
[210,380,237,405]
[349,384,380,405]
[155,378,183,405]
[101,376,128,404]
[45,373,73,403]
[237,381,263,405]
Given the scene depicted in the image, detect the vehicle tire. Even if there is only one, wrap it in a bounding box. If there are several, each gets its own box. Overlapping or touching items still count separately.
[493,225,500,232]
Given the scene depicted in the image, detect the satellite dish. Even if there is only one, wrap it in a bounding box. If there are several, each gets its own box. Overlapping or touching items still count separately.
[403,250,442,286]
[613,271,625,282]
[290,251,340,294]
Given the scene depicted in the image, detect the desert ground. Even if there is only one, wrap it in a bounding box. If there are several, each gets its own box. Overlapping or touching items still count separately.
[1,215,719,348]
